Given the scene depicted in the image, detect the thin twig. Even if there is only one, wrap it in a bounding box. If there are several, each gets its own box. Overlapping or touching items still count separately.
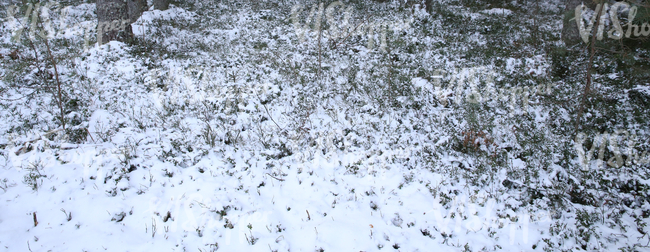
[333,18,367,49]
[318,20,322,79]
[41,25,66,132]
[27,36,57,96]
[576,0,604,132]
[23,16,67,132]
[33,212,38,227]
[85,128,95,143]
[256,92,283,131]
[265,173,284,181]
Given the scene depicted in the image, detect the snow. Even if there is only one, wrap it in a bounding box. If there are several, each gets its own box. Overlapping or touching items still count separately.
[480,8,513,16]
[1,0,649,251]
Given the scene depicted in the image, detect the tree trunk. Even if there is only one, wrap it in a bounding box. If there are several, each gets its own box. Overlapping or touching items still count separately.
[96,0,147,45]
[153,0,171,10]
[128,0,148,20]
[424,0,433,14]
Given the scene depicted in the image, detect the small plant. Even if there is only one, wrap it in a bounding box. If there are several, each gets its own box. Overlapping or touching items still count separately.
[151,217,157,238]
[61,208,72,222]
[224,218,234,229]
[199,243,219,252]
[162,211,172,222]
[462,130,487,150]
[462,243,471,252]
[111,212,126,222]
[23,161,46,191]
[116,138,139,166]
[245,230,258,245]
[213,205,231,220]
[574,209,600,250]
[93,120,116,142]
[163,168,174,178]
[0,178,16,192]
[201,123,218,148]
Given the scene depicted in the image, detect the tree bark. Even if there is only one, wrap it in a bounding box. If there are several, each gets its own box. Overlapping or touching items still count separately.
[153,0,171,10]
[424,0,433,14]
[96,0,147,45]
[128,0,148,20]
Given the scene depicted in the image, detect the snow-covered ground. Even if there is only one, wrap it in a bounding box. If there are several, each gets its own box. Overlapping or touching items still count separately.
[1,0,649,251]
[0,128,558,251]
